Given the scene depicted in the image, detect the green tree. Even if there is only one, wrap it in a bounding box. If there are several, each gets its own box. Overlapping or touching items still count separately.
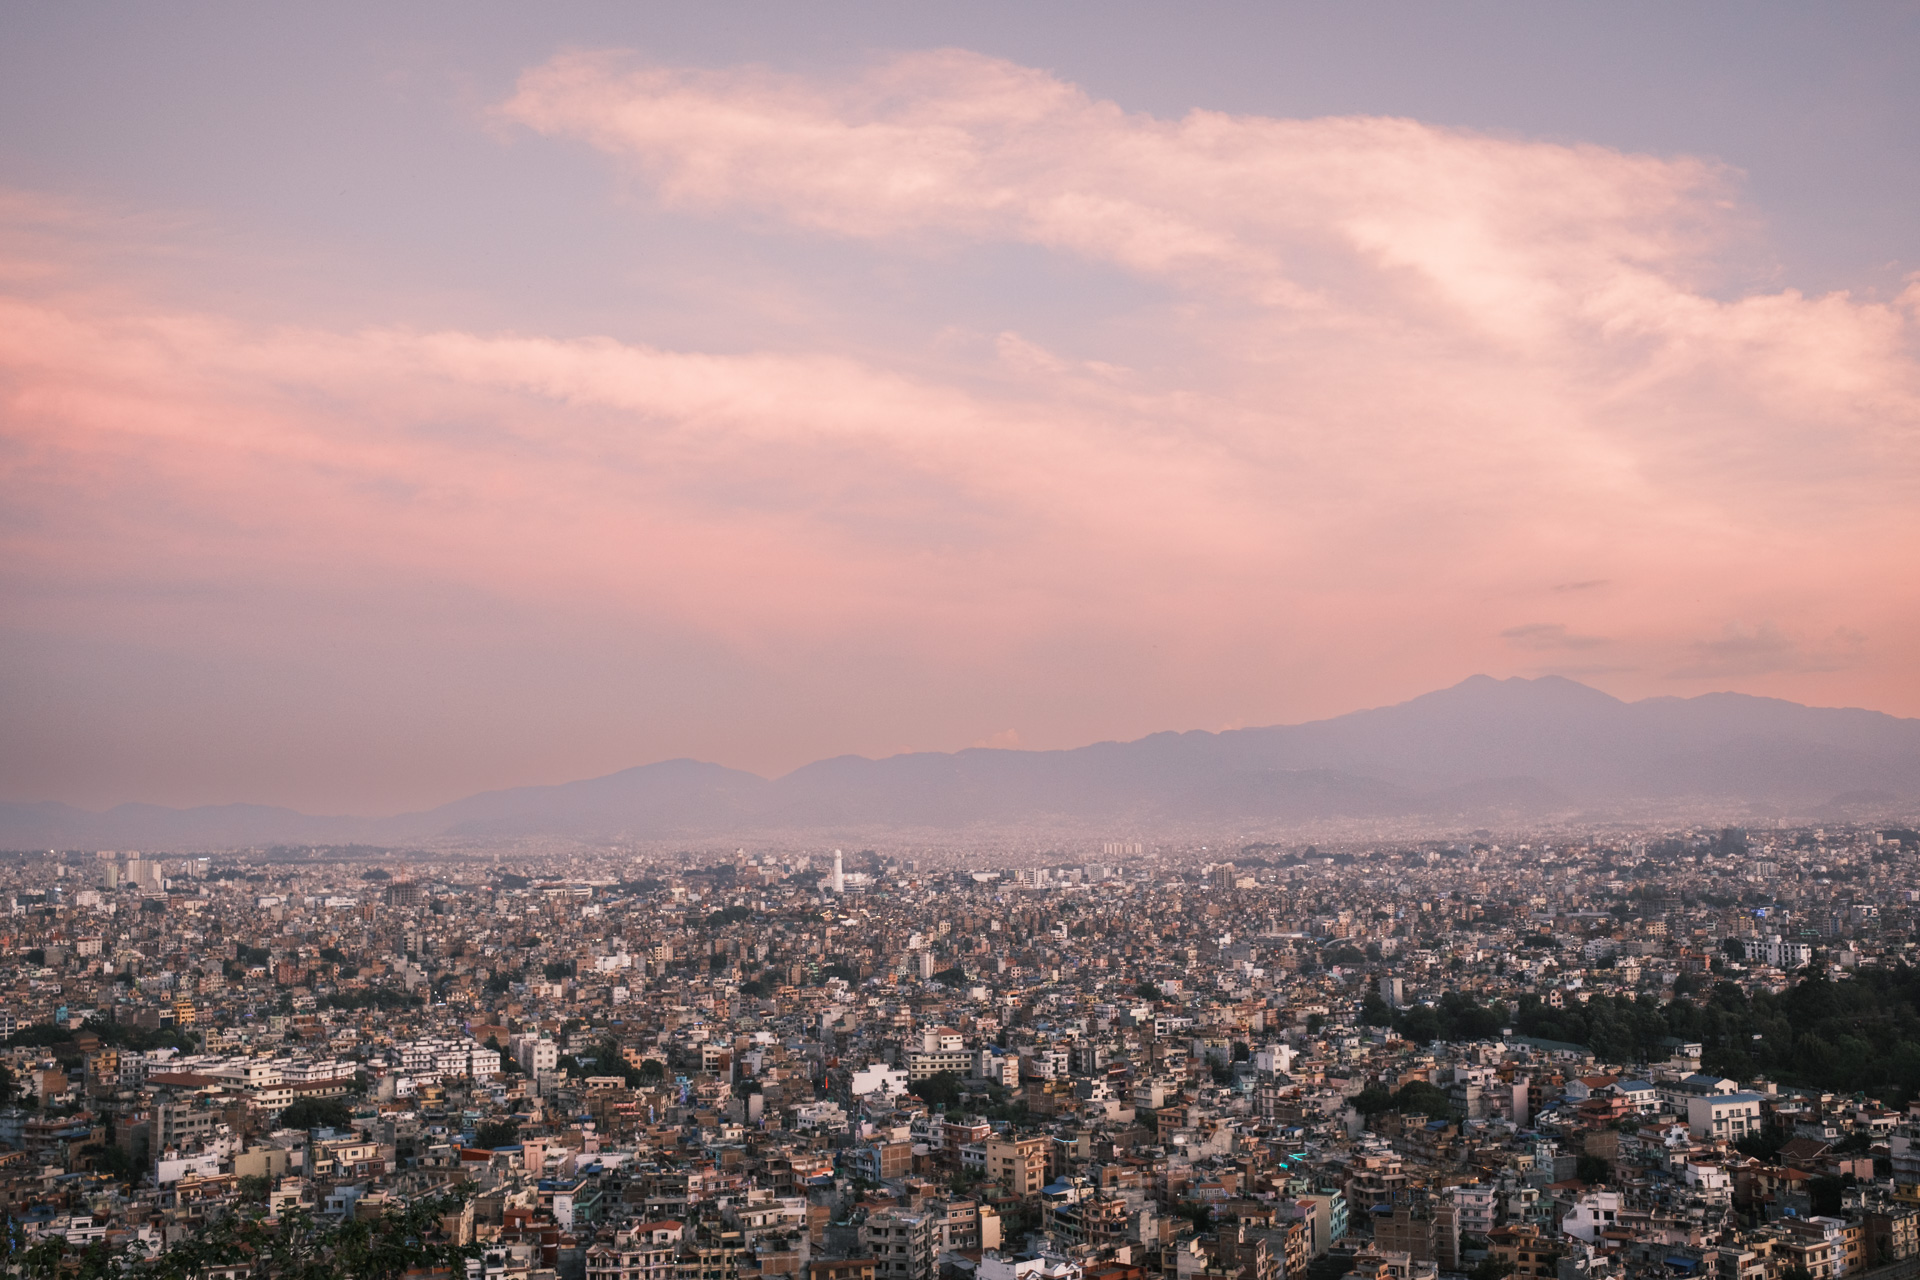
[1396,1006,1443,1043]
[135,1191,480,1280]
[911,1071,964,1110]
[21,1233,67,1280]
[1809,1175,1851,1217]
[1172,1201,1213,1231]
[92,1143,136,1183]
[1391,1081,1452,1116]
[474,1119,520,1149]
[279,1096,353,1132]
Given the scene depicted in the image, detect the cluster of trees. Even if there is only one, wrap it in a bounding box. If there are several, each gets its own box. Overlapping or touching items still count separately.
[320,990,423,1012]
[474,1119,521,1149]
[278,1096,354,1132]
[1508,968,1920,1097]
[1360,989,1506,1043]
[2,1017,197,1061]
[611,877,666,894]
[557,1037,666,1089]
[910,1070,966,1110]
[1352,1079,1452,1117]
[1,1190,478,1280]
[1355,963,1920,1104]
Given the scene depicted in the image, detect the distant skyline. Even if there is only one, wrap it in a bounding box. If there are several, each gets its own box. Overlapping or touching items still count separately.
[3,4,1918,812]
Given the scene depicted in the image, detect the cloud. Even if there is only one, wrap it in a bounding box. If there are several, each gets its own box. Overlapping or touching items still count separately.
[498,49,1728,329]
[1666,624,1868,680]
[6,47,1920,805]
[501,49,1920,504]
[1500,624,1609,652]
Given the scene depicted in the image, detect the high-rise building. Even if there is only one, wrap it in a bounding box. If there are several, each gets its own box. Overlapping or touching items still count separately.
[121,856,164,893]
[830,850,845,895]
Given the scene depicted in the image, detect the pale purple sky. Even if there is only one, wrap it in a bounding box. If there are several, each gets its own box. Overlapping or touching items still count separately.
[2,3,1918,813]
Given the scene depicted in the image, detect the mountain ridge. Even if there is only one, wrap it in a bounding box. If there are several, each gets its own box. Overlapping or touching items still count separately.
[6,675,1917,849]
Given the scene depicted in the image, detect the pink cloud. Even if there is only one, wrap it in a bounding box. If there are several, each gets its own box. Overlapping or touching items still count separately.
[3,49,1920,805]
[499,50,1728,327]
[500,49,1920,507]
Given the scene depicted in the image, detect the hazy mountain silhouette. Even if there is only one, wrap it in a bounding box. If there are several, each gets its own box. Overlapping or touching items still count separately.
[6,675,1918,848]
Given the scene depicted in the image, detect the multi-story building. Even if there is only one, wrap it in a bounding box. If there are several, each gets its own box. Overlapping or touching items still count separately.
[512,1033,560,1076]
[985,1135,1049,1197]
[862,1208,936,1280]
[1686,1093,1764,1142]
[588,1223,685,1280]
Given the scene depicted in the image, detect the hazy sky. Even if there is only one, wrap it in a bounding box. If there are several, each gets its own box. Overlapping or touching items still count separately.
[3,3,1918,813]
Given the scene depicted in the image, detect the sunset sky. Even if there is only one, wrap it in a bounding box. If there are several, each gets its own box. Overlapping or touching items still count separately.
[3,3,1918,814]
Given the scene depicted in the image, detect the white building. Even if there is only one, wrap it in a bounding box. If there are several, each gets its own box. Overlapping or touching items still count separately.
[1687,1092,1764,1141]
[1253,1044,1297,1076]
[974,1049,1019,1087]
[1561,1190,1622,1243]
[512,1033,559,1076]
[792,1100,849,1130]
[980,1251,1082,1280]
[848,1062,909,1100]
[1743,935,1812,970]
[1449,1183,1496,1237]
[389,1037,502,1081]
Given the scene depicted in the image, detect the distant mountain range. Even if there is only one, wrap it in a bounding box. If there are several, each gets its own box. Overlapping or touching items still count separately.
[6,675,1918,850]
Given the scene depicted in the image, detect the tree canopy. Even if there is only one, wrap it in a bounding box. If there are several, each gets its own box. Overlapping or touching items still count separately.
[279,1096,353,1132]
[2,1191,478,1280]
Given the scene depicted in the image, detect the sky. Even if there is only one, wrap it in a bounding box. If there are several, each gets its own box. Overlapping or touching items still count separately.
[2,3,1918,814]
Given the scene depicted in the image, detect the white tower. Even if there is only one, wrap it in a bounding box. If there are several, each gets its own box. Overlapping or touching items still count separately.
[830,849,845,894]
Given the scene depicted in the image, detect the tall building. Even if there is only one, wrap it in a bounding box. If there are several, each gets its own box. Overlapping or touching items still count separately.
[830,850,845,895]
[122,856,164,894]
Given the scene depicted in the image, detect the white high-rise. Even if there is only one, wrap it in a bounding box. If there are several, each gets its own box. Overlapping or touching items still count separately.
[830,849,845,894]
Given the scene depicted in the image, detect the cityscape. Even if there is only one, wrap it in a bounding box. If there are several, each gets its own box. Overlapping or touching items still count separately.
[7,822,1920,1280]
[5,4,1920,1280]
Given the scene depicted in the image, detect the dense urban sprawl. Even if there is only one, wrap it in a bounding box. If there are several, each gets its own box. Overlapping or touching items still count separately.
[5,826,1920,1280]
